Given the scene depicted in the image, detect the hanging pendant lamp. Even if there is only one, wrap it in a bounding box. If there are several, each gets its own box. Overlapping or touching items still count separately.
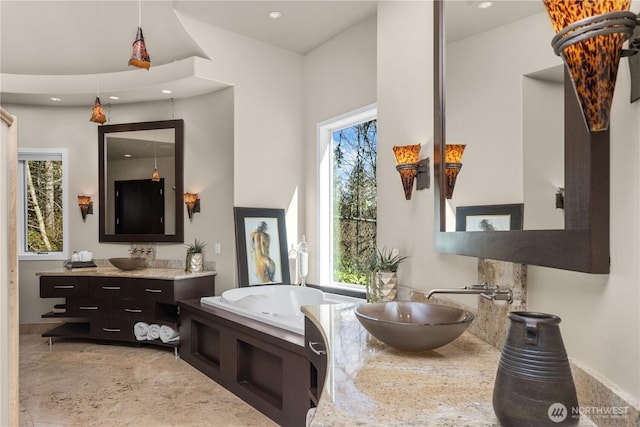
[90,96,106,124]
[151,142,160,182]
[129,0,151,70]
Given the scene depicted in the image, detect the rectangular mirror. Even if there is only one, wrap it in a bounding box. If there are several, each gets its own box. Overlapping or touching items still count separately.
[433,0,609,273]
[99,119,184,243]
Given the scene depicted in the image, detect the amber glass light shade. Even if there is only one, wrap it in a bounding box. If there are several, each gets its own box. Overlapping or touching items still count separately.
[129,27,151,70]
[393,144,421,200]
[445,144,465,163]
[90,97,106,124]
[151,168,160,182]
[445,144,465,199]
[544,0,632,131]
[77,195,93,221]
[184,192,200,219]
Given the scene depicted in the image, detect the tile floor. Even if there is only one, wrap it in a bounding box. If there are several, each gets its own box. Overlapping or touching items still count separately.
[19,334,278,427]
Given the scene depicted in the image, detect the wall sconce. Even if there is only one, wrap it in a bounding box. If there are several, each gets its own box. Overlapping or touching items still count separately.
[556,187,565,210]
[77,195,93,221]
[445,144,465,199]
[544,0,639,132]
[184,192,201,220]
[392,144,430,200]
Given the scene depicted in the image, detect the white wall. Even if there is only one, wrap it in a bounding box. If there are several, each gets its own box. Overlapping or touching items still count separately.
[377,1,640,401]
[304,14,377,282]
[11,88,235,323]
[176,11,305,256]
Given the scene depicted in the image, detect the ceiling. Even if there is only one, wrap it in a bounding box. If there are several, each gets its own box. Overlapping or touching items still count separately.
[0,1,546,106]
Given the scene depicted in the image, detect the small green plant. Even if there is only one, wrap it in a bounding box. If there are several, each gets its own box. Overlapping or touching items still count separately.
[372,246,408,272]
[186,238,206,254]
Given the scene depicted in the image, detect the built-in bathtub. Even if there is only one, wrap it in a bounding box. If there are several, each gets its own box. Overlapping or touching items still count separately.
[201,285,359,336]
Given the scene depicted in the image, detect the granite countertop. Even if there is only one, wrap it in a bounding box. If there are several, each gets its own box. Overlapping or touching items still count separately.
[302,303,595,427]
[36,266,217,281]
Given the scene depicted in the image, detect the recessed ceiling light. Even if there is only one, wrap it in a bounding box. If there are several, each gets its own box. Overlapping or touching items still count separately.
[124,154,132,158]
[50,97,62,102]
[161,89,172,94]
[109,96,120,100]
[477,1,493,9]
[268,11,282,19]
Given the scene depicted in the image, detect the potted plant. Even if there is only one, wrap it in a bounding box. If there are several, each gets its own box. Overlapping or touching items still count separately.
[368,247,408,302]
[185,238,206,272]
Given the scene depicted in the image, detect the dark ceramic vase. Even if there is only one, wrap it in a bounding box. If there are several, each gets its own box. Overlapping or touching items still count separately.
[493,312,579,426]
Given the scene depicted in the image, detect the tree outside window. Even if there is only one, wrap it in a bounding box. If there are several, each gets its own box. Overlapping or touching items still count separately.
[18,149,67,259]
[332,119,377,285]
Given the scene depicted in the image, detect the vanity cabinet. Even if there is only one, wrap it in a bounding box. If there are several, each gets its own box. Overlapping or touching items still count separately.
[39,272,215,347]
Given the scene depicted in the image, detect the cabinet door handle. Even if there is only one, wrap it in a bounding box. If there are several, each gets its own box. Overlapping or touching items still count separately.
[79,306,99,310]
[102,286,121,290]
[124,308,142,313]
[308,341,327,356]
[144,288,162,293]
[53,285,74,289]
[102,328,121,333]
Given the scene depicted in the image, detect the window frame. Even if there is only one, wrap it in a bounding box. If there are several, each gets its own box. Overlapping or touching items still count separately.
[18,148,69,261]
[317,104,377,293]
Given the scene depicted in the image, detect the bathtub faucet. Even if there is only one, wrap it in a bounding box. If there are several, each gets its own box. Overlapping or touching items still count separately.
[426,283,513,304]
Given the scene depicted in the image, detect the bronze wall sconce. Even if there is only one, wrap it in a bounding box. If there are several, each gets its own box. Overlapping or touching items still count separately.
[184,192,201,220]
[393,144,430,200]
[77,195,93,221]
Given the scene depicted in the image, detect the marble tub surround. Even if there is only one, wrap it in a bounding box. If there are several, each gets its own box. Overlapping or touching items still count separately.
[302,303,595,426]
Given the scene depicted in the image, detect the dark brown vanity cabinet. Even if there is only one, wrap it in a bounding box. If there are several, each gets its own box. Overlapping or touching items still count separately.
[39,273,215,347]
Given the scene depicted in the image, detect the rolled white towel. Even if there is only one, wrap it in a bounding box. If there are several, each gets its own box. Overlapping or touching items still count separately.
[134,322,149,341]
[159,325,180,343]
[147,323,161,341]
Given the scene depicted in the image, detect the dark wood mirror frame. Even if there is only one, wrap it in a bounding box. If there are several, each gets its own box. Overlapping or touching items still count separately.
[433,0,609,273]
[98,119,185,243]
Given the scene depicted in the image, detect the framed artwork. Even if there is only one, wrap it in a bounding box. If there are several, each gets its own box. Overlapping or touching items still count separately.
[234,207,290,287]
[456,204,524,232]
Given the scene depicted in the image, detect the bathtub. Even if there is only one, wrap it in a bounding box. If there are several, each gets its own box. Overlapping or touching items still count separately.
[200,285,359,336]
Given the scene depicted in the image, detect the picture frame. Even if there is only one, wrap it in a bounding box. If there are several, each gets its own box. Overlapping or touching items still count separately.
[456,204,524,232]
[234,207,290,287]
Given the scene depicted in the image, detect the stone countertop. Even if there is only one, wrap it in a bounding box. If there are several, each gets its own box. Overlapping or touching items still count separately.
[36,267,217,281]
[302,303,594,427]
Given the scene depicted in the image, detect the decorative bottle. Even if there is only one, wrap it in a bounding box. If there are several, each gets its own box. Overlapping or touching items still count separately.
[297,235,308,287]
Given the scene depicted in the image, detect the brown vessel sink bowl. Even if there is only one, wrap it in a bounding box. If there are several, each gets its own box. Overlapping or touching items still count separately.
[355,301,474,351]
[108,257,147,271]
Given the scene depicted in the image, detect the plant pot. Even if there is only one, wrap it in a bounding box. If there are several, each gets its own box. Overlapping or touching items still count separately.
[377,271,398,302]
[188,253,203,272]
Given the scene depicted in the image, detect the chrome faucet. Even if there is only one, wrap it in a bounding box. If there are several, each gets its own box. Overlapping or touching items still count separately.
[426,283,513,304]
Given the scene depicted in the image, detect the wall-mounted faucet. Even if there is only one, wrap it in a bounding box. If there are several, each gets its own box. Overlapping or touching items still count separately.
[426,283,513,304]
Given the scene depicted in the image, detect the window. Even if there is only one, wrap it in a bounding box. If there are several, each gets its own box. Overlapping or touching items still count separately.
[318,105,377,289]
[18,149,68,260]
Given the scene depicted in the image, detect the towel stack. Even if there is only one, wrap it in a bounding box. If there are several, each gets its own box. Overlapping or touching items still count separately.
[134,322,179,343]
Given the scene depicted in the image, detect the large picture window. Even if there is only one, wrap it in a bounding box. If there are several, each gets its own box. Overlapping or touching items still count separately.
[18,149,68,260]
[318,105,377,289]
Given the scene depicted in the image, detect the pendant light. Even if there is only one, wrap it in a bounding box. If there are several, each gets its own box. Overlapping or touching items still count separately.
[151,141,160,182]
[129,0,151,70]
[90,2,106,124]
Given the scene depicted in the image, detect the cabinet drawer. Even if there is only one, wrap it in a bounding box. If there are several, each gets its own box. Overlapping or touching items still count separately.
[133,279,174,303]
[92,318,135,341]
[90,277,131,299]
[112,299,154,321]
[66,297,111,318]
[40,276,88,298]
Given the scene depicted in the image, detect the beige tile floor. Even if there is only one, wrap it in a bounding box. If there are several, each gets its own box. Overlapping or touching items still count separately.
[19,334,278,427]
